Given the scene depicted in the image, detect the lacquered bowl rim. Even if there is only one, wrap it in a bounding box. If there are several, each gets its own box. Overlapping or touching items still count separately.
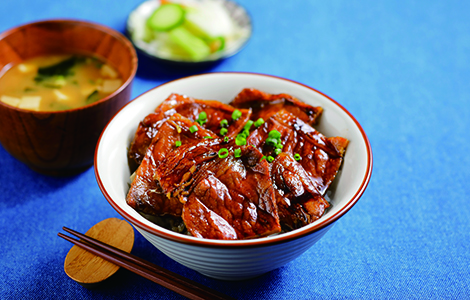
[95,72,373,248]
[0,18,138,114]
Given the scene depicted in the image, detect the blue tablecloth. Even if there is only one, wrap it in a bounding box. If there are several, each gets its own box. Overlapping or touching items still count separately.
[1,1,469,299]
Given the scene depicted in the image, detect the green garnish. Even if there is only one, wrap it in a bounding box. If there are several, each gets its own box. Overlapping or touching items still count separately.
[220,119,229,128]
[265,137,278,147]
[198,111,207,120]
[267,156,275,163]
[274,148,282,156]
[261,156,266,161]
[243,120,254,131]
[218,148,229,158]
[234,148,242,158]
[268,130,281,139]
[254,118,265,128]
[36,56,79,77]
[294,153,301,161]
[224,136,230,143]
[34,56,84,88]
[235,135,247,146]
[196,111,207,125]
[232,109,242,121]
[235,120,253,139]
[203,136,213,139]
[220,127,228,136]
[189,125,198,133]
[86,90,100,104]
[239,129,249,138]
[276,143,283,149]
[265,130,282,148]
[175,140,182,147]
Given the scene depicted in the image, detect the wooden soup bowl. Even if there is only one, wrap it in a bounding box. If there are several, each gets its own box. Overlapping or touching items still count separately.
[0,19,138,176]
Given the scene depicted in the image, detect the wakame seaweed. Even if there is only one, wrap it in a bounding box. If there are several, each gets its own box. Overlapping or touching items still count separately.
[86,90,100,104]
[34,56,85,82]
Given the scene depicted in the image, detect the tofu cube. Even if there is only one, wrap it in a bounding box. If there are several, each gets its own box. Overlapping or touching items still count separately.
[19,96,42,111]
[53,89,69,101]
[1,95,21,107]
[100,79,122,93]
[100,64,119,79]
[17,63,37,74]
[81,86,98,97]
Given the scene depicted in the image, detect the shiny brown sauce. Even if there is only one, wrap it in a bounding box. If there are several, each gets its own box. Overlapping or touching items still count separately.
[126,89,348,240]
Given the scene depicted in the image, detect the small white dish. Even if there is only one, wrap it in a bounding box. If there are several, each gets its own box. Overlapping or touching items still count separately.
[126,0,252,67]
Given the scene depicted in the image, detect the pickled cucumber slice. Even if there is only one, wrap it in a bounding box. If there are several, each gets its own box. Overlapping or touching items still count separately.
[147,3,185,32]
[168,27,211,60]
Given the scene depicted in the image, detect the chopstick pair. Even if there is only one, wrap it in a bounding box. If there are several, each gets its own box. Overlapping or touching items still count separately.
[58,227,234,300]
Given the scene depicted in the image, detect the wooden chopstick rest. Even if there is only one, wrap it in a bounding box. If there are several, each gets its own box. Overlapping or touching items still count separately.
[64,218,134,287]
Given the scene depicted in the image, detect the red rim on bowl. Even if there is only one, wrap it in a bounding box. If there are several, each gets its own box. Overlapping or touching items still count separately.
[95,72,373,248]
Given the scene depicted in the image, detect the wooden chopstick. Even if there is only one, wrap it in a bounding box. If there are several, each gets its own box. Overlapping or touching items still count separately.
[58,227,235,300]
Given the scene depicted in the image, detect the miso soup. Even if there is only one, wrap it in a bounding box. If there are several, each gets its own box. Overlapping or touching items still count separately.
[0,54,123,111]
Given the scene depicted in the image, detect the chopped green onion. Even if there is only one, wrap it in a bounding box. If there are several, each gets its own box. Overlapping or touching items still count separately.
[224,136,230,143]
[189,125,198,133]
[232,109,242,121]
[265,137,278,147]
[198,111,207,121]
[267,156,275,163]
[175,140,182,147]
[261,156,266,161]
[294,153,301,161]
[196,112,207,125]
[235,135,247,146]
[240,129,250,138]
[220,128,228,136]
[274,148,282,156]
[276,143,283,149]
[254,118,265,128]
[243,120,254,131]
[203,136,213,139]
[268,130,281,139]
[220,119,229,128]
[234,148,242,158]
[218,148,229,158]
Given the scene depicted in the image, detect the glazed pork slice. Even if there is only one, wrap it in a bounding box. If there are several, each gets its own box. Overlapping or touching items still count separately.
[230,88,323,126]
[247,110,348,229]
[248,110,348,195]
[155,142,281,240]
[128,93,251,171]
[126,113,217,217]
[270,153,331,229]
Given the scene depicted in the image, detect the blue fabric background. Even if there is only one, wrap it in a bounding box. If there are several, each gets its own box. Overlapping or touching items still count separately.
[1,0,469,299]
